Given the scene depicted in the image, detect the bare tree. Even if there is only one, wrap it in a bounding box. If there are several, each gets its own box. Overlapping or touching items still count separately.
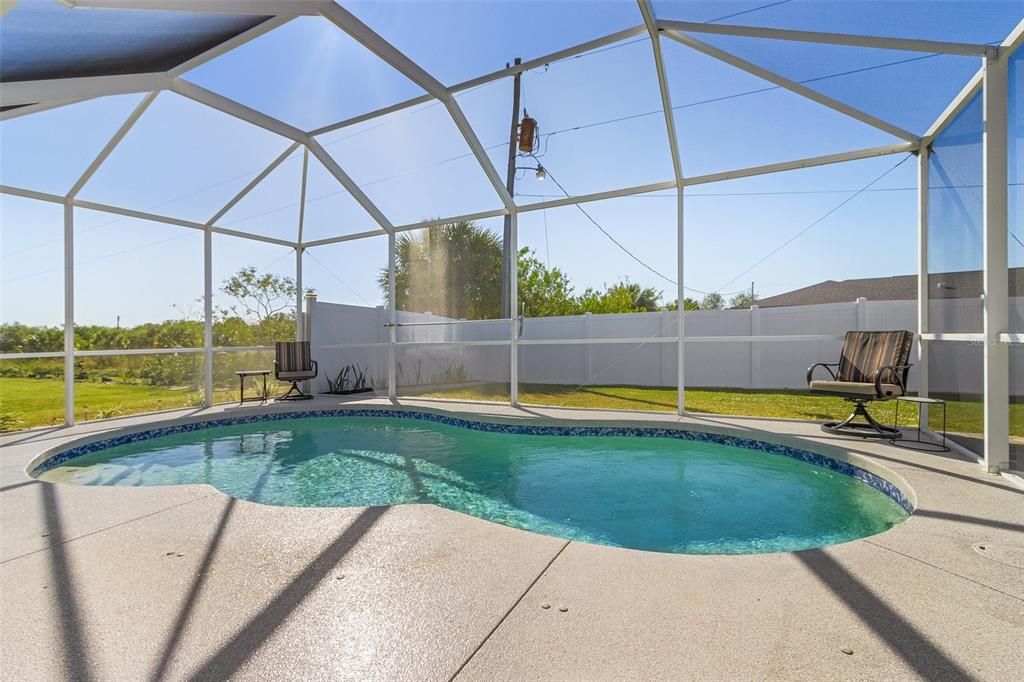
[221,266,298,323]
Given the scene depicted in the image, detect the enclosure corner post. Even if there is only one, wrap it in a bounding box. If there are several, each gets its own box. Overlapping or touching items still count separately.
[917,146,930,421]
[982,53,1010,473]
[750,305,760,390]
[203,227,213,407]
[295,247,304,342]
[63,198,75,426]
[509,210,520,406]
[305,291,316,346]
[387,231,397,400]
[677,187,685,415]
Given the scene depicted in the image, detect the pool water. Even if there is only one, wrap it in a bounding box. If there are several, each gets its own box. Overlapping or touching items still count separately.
[38,416,908,554]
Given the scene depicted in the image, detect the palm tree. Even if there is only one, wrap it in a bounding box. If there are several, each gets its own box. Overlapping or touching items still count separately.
[378,220,503,319]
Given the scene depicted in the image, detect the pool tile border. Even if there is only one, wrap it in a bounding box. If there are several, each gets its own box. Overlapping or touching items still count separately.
[30,408,913,512]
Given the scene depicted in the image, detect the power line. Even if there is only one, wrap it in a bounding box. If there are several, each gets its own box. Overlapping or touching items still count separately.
[713,153,914,293]
[531,157,745,297]
[539,52,946,145]
[534,159,677,286]
[0,18,982,261]
[13,39,949,254]
[517,186,917,199]
[706,0,793,23]
[304,249,375,307]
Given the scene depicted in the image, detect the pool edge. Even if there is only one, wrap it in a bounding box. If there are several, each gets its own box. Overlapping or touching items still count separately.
[27,403,917,514]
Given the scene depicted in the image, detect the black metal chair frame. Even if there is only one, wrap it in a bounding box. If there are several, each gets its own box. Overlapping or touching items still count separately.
[807,360,913,439]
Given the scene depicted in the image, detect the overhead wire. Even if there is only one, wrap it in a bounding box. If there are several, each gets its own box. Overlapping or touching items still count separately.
[531,157,677,287]
[528,156,748,298]
[19,1,926,252]
[12,21,938,252]
[713,153,914,293]
[705,0,793,24]
[516,182,1021,200]
[0,5,987,283]
[304,249,375,307]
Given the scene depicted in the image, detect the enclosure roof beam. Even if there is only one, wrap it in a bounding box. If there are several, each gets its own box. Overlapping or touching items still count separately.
[319,3,446,99]
[296,147,309,243]
[72,198,298,247]
[302,229,388,249]
[66,0,327,15]
[68,91,159,199]
[657,20,997,57]
[309,95,434,137]
[517,141,916,213]
[0,185,64,204]
[0,138,919,249]
[518,180,678,213]
[308,24,648,137]
[206,142,301,226]
[169,78,397,234]
[305,138,396,234]
[170,78,306,141]
[0,183,298,247]
[0,72,168,107]
[169,15,295,77]
[452,25,649,93]
[0,98,92,122]
[922,69,982,145]
[663,30,919,143]
[302,207,511,249]
[638,0,684,184]
[1002,17,1024,56]
[682,141,918,187]
[922,17,1024,146]
[318,2,515,211]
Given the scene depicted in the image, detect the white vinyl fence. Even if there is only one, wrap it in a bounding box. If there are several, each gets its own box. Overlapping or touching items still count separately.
[309,296,1024,396]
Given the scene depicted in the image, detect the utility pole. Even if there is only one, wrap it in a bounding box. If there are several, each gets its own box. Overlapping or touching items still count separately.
[500,57,522,320]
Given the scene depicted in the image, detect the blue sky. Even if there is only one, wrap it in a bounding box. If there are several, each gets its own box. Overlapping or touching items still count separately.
[1,0,1022,328]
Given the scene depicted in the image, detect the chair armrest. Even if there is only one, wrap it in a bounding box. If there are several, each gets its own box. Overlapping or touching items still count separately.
[807,362,839,385]
[873,364,912,396]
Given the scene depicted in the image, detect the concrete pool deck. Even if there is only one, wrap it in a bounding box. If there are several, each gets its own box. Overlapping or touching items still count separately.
[1,396,1021,681]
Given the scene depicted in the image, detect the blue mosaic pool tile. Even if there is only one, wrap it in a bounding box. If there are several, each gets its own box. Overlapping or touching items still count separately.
[32,408,913,512]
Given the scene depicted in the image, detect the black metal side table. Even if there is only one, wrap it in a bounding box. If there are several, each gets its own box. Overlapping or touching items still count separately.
[235,370,271,404]
[890,396,949,452]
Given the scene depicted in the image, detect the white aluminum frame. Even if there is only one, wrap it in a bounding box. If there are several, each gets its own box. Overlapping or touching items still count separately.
[981,53,1009,472]
[0,3,1019,472]
[639,0,686,414]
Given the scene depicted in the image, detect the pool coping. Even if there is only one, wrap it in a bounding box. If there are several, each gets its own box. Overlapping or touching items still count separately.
[4,396,1022,681]
[26,402,918,514]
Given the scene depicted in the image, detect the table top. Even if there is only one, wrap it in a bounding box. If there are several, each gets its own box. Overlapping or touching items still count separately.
[235,370,272,376]
[895,395,946,405]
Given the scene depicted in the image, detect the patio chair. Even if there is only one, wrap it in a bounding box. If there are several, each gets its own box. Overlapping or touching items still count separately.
[274,341,318,401]
[806,330,913,438]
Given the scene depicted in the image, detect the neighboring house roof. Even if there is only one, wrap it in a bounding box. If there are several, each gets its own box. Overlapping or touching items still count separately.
[748,268,1024,308]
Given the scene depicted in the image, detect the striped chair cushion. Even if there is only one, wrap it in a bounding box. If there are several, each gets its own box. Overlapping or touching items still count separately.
[836,330,913,384]
[275,341,312,373]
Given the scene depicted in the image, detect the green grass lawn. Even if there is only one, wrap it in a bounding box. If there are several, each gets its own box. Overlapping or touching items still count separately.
[3,377,1020,439]
[416,383,1024,438]
[0,378,241,430]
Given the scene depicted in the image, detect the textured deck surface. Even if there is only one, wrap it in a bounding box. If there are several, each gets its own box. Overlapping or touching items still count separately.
[1,397,1021,681]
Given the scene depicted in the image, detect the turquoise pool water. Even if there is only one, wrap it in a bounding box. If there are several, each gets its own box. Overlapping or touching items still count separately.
[38,416,908,554]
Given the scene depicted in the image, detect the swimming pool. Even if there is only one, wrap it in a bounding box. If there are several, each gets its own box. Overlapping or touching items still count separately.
[34,410,911,554]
